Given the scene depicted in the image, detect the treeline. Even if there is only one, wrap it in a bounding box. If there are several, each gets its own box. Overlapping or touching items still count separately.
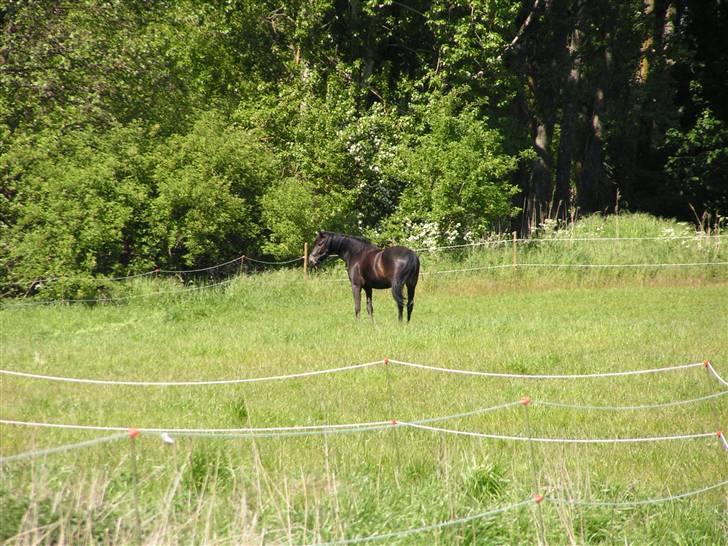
[1,0,727,290]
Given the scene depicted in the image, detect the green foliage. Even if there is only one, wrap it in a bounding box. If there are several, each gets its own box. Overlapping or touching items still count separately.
[665,109,728,214]
[2,0,728,292]
[256,83,357,256]
[0,124,152,297]
[378,93,519,246]
[0,0,185,132]
[146,111,278,268]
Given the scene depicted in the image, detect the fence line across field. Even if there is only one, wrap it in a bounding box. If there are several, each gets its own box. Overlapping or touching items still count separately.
[549,478,728,508]
[0,360,383,385]
[423,261,728,276]
[7,253,297,289]
[534,389,727,411]
[6,232,725,291]
[2,277,237,307]
[0,416,720,447]
[2,357,724,386]
[0,433,127,463]
[7,257,725,307]
[1,429,724,542]
[412,232,727,252]
[0,400,523,437]
[243,255,304,265]
[389,358,711,380]
[706,361,728,387]
[403,422,718,444]
[313,498,535,545]
[0,401,524,462]
[312,477,728,545]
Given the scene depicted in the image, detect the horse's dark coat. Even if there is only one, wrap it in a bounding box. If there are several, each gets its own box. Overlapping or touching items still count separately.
[308,231,420,322]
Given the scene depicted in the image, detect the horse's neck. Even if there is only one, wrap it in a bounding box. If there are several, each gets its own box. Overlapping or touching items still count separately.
[333,236,372,265]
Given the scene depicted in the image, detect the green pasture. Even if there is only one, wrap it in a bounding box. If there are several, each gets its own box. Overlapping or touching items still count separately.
[1,221,727,544]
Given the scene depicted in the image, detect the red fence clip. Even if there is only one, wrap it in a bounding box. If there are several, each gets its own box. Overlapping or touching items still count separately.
[534,494,544,504]
[391,419,398,426]
[704,360,711,368]
[520,396,531,406]
[384,357,389,365]
[718,431,728,451]
[128,428,140,439]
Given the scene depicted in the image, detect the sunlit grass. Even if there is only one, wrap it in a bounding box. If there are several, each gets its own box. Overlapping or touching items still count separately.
[1,217,727,544]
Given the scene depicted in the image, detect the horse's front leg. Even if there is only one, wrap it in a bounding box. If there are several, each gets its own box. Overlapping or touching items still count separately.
[364,287,373,319]
[351,283,362,318]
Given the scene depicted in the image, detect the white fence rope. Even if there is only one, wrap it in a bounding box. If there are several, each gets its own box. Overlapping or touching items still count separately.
[426,261,728,276]
[0,433,126,463]
[3,358,718,386]
[243,255,304,265]
[0,400,522,440]
[706,361,728,387]
[549,478,728,507]
[3,277,237,307]
[0,360,383,386]
[390,359,705,380]
[156,256,244,274]
[413,233,727,253]
[313,475,728,545]
[19,269,159,284]
[313,498,534,545]
[12,253,305,289]
[534,390,728,411]
[0,419,394,439]
[312,475,728,545]
[18,257,244,287]
[403,422,717,444]
[1,360,723,455]
[0,417,718,445]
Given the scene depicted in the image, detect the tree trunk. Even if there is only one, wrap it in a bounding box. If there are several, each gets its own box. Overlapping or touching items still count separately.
[578,85,613,212]
[528,119,554,231]
[554,3,584,221]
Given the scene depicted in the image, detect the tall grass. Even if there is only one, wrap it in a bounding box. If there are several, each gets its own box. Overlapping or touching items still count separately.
[1,214,727,544]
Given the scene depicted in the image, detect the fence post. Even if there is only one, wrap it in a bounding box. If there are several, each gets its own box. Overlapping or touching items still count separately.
[128,428,143,546]
[303,242,308,279]
[512,231,518,267]
[703,361,728,450]
[384,358,402,485]
[521,397,546,545]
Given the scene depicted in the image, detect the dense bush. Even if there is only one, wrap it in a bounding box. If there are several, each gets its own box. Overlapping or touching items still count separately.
[374,93,519,247]
[2,0,727,295]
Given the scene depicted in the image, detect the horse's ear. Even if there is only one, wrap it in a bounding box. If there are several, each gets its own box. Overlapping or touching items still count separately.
[317,230,322,237]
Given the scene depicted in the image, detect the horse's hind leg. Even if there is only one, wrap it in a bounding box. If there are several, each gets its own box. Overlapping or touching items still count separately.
[391,283,404,321]
[406,282,416,322]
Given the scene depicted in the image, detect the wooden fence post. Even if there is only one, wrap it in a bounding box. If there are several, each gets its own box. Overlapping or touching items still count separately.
[303,242,308,279]
[512,231,518,267]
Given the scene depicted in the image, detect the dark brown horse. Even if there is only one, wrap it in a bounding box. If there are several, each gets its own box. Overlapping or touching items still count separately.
[308,231,420,322]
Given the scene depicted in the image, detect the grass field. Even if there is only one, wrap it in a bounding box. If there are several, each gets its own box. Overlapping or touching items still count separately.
[1,215,727,545]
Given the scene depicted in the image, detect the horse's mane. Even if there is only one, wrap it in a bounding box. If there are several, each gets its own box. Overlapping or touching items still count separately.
[323,232,377,252]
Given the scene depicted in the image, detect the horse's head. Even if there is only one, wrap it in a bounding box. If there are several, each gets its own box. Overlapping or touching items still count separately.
[308,231,332,267]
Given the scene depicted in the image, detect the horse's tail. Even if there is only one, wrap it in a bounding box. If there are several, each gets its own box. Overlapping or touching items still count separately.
[401,250,420,287]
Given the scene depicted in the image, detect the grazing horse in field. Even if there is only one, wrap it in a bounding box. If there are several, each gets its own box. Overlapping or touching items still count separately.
[308,231,420,322]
